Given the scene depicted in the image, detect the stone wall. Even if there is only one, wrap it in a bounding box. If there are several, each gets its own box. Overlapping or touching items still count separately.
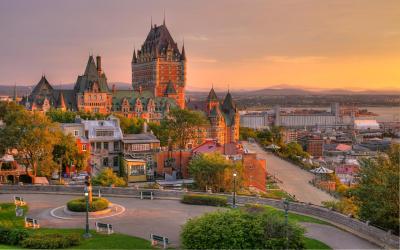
[1,184,398,248]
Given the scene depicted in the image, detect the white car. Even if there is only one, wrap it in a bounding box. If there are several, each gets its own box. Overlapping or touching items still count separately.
[72,173,88,181]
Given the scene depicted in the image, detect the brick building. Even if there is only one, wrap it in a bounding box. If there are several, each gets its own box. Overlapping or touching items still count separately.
[132,21,186,109]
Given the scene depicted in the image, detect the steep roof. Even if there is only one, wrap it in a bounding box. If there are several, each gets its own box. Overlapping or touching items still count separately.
[222,92,236,112]
[137,24,182,60]
[207,88,218,101]
[31,76,53,96]
[74,56,110,93]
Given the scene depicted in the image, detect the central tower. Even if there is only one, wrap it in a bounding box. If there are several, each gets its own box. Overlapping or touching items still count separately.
[132,20,186,109]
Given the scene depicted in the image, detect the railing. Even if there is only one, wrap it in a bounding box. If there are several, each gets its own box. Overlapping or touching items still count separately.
[0,184,398,249]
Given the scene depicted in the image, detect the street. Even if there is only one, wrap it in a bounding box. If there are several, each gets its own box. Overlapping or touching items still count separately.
[242,141,336,205]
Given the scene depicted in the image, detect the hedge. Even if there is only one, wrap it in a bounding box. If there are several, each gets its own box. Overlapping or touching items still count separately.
[181,194,227,207]
[0,228,30,245]
[67,197,109,212]
[20,233,81,249]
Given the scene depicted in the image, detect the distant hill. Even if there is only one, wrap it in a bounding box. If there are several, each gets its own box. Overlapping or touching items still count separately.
[0,82,399,98]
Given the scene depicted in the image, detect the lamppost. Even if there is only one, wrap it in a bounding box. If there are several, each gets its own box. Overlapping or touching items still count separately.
[283,198,290,250]
[83,186,91,238]
[232,172,237,208]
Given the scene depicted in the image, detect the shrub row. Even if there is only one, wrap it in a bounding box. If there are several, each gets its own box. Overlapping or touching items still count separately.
[0,228,30,245]
[67,197,109,212]
[20,233,81,249]
[181,194,227,207]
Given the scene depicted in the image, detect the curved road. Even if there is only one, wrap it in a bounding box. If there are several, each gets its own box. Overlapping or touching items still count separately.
[0,193,378,249]
[243,141,336,205]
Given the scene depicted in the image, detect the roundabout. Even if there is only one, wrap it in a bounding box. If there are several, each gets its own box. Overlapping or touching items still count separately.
[50,202,126,220]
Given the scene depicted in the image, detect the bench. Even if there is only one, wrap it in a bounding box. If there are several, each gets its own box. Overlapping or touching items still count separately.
[24,217,40,229]
[140,191,154,200]
[150,234,169,249]
[14,196,26,206]
[95,222,113,235]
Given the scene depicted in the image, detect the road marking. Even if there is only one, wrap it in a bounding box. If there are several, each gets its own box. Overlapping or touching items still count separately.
[50,204,126,220]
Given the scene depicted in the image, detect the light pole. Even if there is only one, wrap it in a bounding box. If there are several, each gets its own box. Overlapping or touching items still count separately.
[232,172,237,208]
[83,186,91,238]
[283,198,290,250]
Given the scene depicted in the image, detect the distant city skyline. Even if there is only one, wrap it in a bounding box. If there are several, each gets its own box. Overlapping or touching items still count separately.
[0,0,399,91]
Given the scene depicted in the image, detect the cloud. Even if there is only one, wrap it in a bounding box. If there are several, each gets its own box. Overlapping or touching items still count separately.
[263,56,327,64]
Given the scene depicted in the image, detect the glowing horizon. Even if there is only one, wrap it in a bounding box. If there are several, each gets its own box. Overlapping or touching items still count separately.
[0,0,399,91]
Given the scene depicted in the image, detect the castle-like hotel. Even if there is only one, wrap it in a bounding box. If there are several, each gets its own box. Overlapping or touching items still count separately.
[22,20,239,145]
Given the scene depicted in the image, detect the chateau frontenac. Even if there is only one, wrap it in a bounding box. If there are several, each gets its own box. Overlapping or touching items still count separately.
[21,20,239,144]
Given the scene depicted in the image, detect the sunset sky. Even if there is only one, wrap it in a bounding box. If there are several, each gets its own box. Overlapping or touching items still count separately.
[0,0,399,91]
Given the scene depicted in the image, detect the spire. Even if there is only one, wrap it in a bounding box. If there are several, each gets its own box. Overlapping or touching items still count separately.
[150,16,153,29]
[181,39,186,61]
[84,55,98,77]
[222,91,236,112]
[13,83,17,101]
[58,92,66,110]
[163,9,166,26]
[132,48,137,63]
[207,87,218,101]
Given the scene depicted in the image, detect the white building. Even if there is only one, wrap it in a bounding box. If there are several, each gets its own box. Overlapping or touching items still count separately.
[354,120,380,130]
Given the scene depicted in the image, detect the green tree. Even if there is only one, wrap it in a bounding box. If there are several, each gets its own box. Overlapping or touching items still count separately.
[148,121,169,146]
[114,114,144,134]
[0,104,60,176]
[188,152,243,192]
[281,142,309,161]
[181,209,305,249]
[92,168,127,187]
[239,127,257,141]
[353,144,400,234]
[163,108,208,177]
[52,133,89,172]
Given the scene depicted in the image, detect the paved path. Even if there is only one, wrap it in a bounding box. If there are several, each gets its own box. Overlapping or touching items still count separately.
[302,222,378,249]
[242,141,336,205]
[0,193,379,249]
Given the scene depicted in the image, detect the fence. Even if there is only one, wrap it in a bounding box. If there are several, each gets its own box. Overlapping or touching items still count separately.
[0,184,398,248]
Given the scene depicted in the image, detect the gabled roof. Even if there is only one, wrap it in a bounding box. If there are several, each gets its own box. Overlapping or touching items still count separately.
[31,76,53,96]
[74,56,109,93]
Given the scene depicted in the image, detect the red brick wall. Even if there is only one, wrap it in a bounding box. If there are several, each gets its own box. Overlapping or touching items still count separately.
[156,151,192,178]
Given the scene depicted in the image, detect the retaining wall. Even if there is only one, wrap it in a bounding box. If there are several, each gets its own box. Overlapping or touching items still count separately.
[1,184,398,248]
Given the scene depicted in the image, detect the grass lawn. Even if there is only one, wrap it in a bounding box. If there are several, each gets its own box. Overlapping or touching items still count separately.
[304,237,331,249]
[0,203,153,249]
[257,204,331,225]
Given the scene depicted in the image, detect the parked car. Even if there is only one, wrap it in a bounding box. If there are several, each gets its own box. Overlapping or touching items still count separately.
[72,172,88,181]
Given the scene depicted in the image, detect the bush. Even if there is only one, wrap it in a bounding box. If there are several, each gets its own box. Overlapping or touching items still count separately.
[67,197,109,212]
[92,168,127,187]
[21,233,81,249]
[181,209,305,249]
[181,194,227,207]
[0,228,30,245]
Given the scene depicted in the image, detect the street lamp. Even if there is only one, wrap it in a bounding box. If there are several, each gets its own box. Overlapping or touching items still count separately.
[83,186,91,238]
[232,172,237,208]
[283,198,290,250]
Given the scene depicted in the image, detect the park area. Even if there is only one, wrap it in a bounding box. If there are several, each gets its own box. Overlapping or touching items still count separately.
[0,192,379,249]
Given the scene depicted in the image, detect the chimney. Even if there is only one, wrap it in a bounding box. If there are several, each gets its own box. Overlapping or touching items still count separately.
[112,84,116,94]
[96,55,102,75]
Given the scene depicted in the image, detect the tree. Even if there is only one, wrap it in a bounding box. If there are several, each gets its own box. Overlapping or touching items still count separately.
[188,152,243,192]
[163,108,208,177]
[239,127,257,141]
[148,121,170,146]
[281,142,309,162]
[113,114,143,134]
[0,104,60,177]
[181,209,305,249]
[92,168,127,187]
[52,133,89,172]
[353,144,400,234]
